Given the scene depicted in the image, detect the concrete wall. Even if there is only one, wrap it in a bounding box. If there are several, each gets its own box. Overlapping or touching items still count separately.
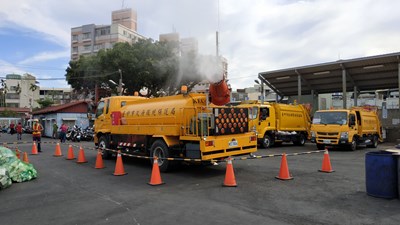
[377,109,400,143]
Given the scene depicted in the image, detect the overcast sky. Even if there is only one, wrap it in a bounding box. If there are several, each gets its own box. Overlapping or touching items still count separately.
[0,0,399,91]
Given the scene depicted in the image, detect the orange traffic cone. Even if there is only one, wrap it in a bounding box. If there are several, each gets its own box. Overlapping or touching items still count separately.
[94,150,105,169]
[15,148,21,159]
[22,152,29,163]
[275,153,293,180]
[31,141,38,155]
[76,146,88,163]
[53,142,63,157]
[319,150,334,173]
[66,145,75,160]
[223,157,237,187]
[148,157,164,186]
[113,151,127,176]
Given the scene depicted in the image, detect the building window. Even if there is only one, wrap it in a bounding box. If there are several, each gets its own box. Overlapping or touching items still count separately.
[123,30,127,36]
[94,43,104,50]
[6,93,20,100]
[83,45,91,51]
[95,27,110,36]
[72,47,78,53]
[82,33,91,40]
[72,35,78,41]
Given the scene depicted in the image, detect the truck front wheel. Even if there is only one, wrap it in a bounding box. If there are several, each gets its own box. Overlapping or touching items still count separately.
[99,136,112,159]
[348,138,357,151]
[262,134,273,149]
[150,140,171,172]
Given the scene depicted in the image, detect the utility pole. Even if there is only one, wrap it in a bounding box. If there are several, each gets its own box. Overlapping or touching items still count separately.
[118,69,123,96]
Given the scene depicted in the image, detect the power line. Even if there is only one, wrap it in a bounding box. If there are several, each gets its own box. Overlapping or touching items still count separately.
[0,70,119,81]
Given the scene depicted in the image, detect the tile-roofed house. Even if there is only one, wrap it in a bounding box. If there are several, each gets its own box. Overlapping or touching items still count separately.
[32,101,94,137]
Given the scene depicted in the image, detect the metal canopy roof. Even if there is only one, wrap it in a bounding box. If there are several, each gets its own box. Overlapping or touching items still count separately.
[259,52,400,97]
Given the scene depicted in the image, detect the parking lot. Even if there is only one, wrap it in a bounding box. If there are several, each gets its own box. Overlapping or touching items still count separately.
[1,134,399,225]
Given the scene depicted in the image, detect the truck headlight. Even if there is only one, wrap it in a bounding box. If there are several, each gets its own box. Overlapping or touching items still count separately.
[311,131,316,138]
[340,132,348,139]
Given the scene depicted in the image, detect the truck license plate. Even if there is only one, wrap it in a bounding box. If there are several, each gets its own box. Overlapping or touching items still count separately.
[323,139,331,144]
[229,139,238,147]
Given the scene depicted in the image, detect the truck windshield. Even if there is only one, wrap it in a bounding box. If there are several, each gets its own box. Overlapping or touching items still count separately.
[96,101,105,118]
[313,111,348,125]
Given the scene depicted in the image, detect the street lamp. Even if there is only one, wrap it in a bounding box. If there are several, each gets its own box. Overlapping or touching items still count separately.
[109,69,124,96]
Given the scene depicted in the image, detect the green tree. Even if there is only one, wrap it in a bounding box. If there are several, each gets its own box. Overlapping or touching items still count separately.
[36,97,54,108]
[65,39,209,98]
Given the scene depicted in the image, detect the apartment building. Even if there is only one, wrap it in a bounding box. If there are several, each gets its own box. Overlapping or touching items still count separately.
[71,8,146,60]
[159,32,199,55]
[39,87,73,105]
[1,73,40,109]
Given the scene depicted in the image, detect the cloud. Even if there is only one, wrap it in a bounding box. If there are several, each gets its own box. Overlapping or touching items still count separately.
[18,50,70,65]
[0,60,26,76]
[1,0,400,91]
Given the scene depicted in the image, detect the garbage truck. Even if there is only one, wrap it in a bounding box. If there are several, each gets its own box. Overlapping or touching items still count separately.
[310,106,382,150]
[94,81,257,172]
[240,101,311,148]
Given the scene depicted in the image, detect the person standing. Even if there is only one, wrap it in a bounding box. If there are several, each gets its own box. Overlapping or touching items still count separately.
[16,122,23,140]
[32,119,43,152]
[59,123,68,143]
[52,122,58,139]
[9,122,15,135]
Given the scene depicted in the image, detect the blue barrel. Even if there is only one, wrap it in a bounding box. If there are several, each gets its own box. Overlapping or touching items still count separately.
[365,151,398,199]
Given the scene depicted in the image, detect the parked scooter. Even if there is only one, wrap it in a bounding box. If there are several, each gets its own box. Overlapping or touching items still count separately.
[82,126,94,141]
[71,125,82,142]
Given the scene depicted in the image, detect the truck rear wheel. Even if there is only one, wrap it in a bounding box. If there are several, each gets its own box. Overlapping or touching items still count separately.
[262,134,273,149]
[367,135,378,148]
[99,136,112,159]
[150,140,171,172]
[293,133,306,146]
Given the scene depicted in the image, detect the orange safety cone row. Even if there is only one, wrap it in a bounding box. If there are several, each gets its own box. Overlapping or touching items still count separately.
[15,148,21,159]
[275,153,293,180]
[94,150,105,169]
[223,157,237,187]
[31,141,38,155]
[148,157,164,186]
[53,142,63,157]
[66,145,75,160]
[22,152,29,163]
[113,151,127,176]
[319,150,334,173]
[76,146,88,163]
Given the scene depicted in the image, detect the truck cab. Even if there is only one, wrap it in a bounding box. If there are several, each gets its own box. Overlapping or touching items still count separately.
[310,108,382,150]
[245,101,310,148]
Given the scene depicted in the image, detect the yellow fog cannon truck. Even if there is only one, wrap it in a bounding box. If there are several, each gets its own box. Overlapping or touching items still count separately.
[310,107,382,151]
[240,101,311,148]
[94,83,257,172]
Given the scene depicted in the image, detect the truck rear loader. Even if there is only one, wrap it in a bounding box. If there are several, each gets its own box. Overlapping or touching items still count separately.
[240,101,311,148]
[94,82,257,171]
[310,106,382,150]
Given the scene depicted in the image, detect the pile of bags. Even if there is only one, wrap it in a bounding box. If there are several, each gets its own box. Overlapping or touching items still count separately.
[0,146,37,190]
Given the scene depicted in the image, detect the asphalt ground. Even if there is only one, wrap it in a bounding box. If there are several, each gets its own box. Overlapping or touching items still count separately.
[0,133,399,225]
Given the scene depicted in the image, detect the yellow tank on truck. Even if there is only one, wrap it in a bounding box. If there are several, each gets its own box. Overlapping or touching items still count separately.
[94,87,257,172]
[241,101,311,148]
[310,106,382,151]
